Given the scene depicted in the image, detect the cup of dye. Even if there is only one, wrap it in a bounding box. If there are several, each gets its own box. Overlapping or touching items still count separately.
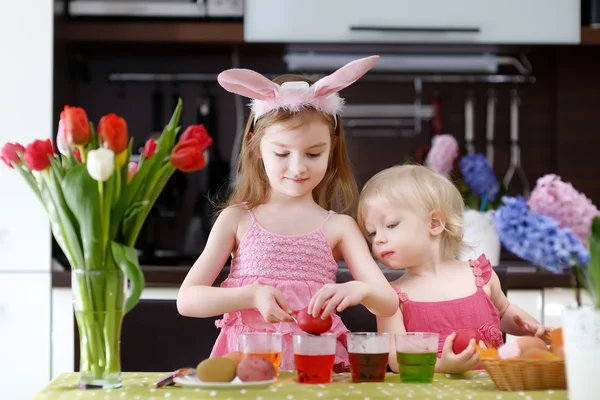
[239,332,283,376]
[347,332,390,383]
[293,333,337,384]
[394,332,439,383]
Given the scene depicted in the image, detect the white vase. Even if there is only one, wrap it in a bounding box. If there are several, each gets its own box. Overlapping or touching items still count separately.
[459,209,501,266]
[562,305,600,400]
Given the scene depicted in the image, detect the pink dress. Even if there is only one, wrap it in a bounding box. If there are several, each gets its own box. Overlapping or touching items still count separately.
[210,207,350,371]
[395,254,504,359]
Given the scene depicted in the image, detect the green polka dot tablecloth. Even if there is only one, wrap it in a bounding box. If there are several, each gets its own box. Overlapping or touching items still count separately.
[33,371,567,400]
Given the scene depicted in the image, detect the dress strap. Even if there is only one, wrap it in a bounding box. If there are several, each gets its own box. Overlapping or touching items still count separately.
[319,210,336,229]
[246,207,257,222]
[470,254,493,288]
[393,286,409,303]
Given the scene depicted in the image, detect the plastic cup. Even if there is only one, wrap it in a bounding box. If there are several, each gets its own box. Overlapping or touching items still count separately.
[395,332,439,383]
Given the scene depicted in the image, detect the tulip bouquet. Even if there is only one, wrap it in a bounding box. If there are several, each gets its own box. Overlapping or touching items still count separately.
[0,99,212,388]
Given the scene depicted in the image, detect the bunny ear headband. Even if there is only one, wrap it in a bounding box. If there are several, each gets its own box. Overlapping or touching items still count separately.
[217,55,380,129]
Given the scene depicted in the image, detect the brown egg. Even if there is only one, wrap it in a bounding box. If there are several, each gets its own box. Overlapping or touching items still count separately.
[553,346,565,358]
[520,347,552,360]
[498,336,548,359]
[196,357,237,382]
[222,351,243,367]
[517,336,548,353]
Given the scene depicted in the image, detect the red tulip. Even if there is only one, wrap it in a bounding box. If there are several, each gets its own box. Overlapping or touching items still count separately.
[1,142,25,168]
[142,138,157,159]
[180,125,213,152]
[24,139,54,171]
[62,106,90,146]
[170,139,207,172]
[98,113,128,154]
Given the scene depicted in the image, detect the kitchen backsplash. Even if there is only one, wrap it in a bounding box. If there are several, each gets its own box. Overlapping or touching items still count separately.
[53,43,600,264]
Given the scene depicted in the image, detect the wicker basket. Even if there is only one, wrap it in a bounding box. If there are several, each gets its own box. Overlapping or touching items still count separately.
[480,358,566,391]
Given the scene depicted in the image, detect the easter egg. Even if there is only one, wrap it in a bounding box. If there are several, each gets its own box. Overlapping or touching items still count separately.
[294,307,333,335]
[196,357,237,382]
[452,329,482,354]
[236,356,276,382]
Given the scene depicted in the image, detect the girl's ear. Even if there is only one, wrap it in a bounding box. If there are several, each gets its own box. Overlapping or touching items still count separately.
[429,209,446,237]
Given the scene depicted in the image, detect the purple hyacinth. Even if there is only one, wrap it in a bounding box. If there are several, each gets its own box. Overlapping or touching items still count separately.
[492,196,590,273]
[459,153,499,201]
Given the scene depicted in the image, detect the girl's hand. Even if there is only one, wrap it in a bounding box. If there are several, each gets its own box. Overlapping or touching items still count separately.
[438,332,482,374]
[513,315,552,344]
[253,285,294,323]
[308,281,369,319]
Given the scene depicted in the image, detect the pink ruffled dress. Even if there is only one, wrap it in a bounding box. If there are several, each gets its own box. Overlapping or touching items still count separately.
[210,208,350,371]
[395,254,504,359]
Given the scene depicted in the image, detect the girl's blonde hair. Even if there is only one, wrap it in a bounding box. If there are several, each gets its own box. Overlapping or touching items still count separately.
[225,74,359,216]
[358,164,467,257]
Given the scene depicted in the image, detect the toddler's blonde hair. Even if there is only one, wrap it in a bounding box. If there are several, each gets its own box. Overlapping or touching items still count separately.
[358,164,467,257]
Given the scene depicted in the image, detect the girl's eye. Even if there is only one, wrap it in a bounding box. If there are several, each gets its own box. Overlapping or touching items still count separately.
[367,231,375,238]
[387,222,398,229]
[307,152,322,158]
[274,152,289,158]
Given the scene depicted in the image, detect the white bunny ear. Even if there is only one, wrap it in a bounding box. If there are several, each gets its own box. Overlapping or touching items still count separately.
[217,69,279,100]
[313,55,379,97]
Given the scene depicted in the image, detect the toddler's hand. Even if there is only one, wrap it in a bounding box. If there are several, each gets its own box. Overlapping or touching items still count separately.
[253,285,294,323]
[438,332,482,374]
[308,281,369,319]
[513,315,552,344]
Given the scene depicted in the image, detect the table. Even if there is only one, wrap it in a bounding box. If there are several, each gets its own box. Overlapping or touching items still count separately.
[34,371,568,400]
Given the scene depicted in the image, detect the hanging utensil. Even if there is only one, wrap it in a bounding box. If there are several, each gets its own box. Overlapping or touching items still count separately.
[464,90,475,154]
[414,91,442,164]
[486,89,497,168]
[503,89,530,197]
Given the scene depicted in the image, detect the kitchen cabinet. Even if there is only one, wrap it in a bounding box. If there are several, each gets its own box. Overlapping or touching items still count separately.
[245,0,580,44]
[0,273,51,400]
[0,2,52,273]
[0,1,54,400]
[55,20,243,44]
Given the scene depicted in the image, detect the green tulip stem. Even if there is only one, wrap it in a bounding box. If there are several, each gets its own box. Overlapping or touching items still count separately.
[77,145,87,163]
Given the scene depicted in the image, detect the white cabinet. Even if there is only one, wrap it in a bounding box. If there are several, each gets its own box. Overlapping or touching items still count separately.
[244,0,580,44]
[0,1,55,399]
[0,273,51,400]
[505,289,543,343]
[0,0,53,273]
[51,288,75,378]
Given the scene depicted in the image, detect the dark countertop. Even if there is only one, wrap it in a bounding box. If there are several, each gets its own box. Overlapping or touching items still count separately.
[51,260,575,290]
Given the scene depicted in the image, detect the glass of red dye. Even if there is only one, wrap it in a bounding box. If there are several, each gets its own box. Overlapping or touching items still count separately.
[293,333,337,384]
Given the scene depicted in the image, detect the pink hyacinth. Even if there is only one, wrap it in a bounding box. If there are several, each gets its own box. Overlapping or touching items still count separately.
[528,174,599,241]
[425,134,459,177]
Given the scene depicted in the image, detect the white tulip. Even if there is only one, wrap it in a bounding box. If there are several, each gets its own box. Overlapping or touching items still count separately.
[56,120,70,155]
[86,148,115,182]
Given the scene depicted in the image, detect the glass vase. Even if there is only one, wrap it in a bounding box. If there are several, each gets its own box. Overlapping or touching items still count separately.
[72,268,126,389]
[562,305,600,400]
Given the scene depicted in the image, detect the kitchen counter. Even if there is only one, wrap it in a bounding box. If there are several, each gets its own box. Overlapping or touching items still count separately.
[51,260,574,290]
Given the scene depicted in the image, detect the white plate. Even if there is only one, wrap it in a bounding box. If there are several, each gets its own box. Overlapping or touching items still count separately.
[174,375,277,390]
